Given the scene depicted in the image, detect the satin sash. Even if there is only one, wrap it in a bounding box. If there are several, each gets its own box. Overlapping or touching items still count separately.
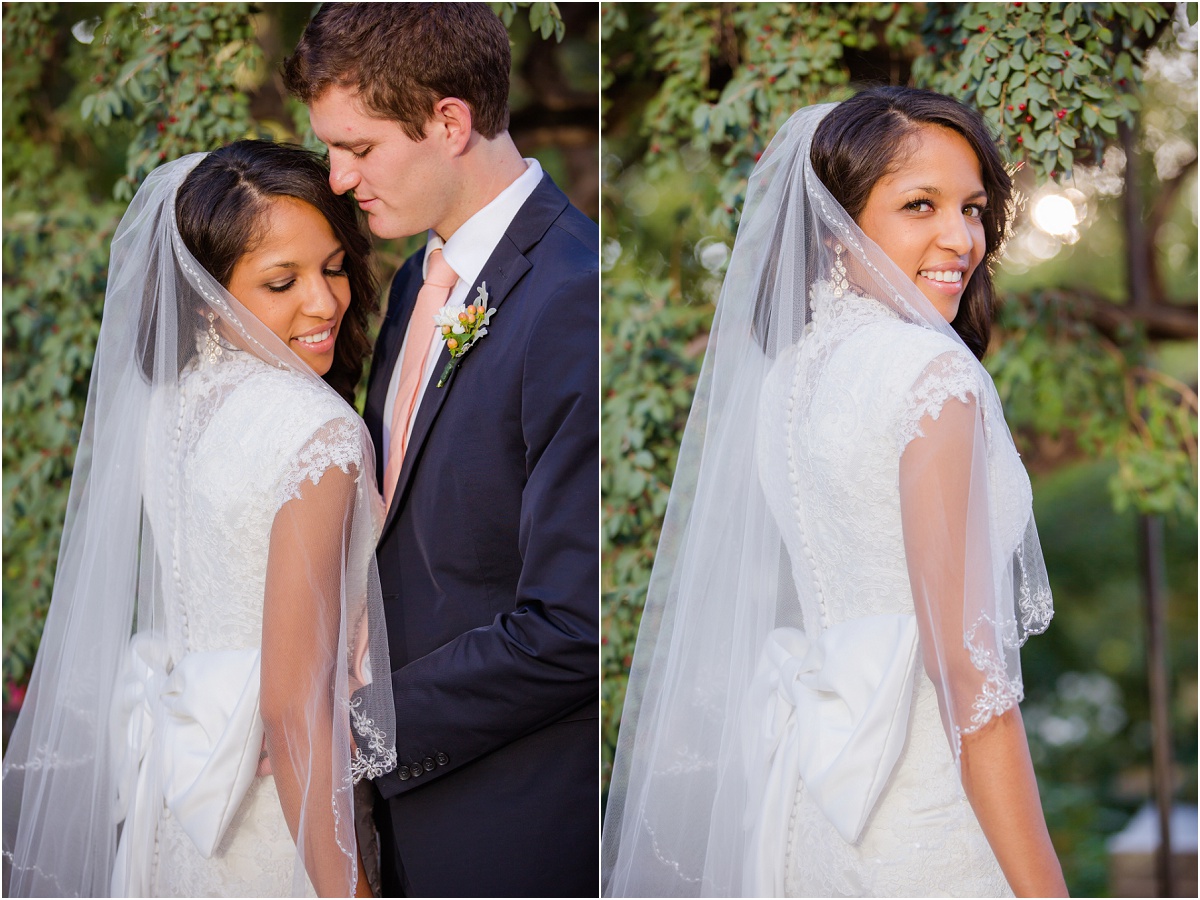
[742,614,919,895]
[109,635,263,896]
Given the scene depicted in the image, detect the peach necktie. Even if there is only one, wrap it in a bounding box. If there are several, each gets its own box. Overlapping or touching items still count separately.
[383,247,457,507]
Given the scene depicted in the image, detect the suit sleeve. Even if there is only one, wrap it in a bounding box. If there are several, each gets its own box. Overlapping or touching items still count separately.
[375,264,598,798]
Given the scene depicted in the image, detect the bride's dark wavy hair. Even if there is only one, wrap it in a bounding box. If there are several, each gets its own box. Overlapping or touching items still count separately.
[174,140,379,403]
[810,86,1012,359]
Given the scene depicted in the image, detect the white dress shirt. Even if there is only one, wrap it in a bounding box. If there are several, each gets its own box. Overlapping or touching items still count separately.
[381,158,543,465]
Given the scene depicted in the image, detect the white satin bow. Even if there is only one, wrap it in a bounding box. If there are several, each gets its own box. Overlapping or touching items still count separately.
[109,635,263,896]
[742,614,919,896]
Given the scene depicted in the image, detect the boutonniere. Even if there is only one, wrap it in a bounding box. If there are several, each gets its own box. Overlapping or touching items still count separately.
[433,282,497,387]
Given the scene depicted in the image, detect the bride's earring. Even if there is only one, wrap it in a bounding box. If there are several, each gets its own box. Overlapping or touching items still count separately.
[832,242,849,298]
[205,311,221,362]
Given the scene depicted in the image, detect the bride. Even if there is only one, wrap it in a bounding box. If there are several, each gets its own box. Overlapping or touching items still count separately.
[602,88,1068,896]
[3,141,397,897]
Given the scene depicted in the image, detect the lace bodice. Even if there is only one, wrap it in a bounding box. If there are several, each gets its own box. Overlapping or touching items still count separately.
[752,285,1026,896]
[757,285,1032,635]
[138,348,370,897]
[145,349,367,659]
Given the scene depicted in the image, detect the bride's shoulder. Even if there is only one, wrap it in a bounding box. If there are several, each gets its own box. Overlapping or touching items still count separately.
[208,359,365,460]
[841,315,972,384]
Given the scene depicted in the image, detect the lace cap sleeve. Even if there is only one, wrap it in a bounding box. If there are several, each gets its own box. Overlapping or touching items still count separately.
[273,414,366,513]
[895,347,983,454]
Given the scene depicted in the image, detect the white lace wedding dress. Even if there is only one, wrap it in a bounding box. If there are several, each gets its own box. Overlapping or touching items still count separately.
[753,284,1022,897]
[130,345,370,897]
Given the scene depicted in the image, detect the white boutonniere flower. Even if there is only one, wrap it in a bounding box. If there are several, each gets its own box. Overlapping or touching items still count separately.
[434,282,496,387]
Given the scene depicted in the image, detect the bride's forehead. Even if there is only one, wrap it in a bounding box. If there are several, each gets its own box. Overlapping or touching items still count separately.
[240,197,338,259]
[880,127,984,185]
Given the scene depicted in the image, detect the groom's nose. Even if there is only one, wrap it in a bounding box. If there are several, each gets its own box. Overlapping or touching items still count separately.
[328,156,359,195]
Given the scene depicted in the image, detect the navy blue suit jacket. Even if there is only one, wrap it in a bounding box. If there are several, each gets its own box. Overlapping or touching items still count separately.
[364,173,598,897]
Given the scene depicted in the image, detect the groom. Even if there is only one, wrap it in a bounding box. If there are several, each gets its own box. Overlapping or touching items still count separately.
[285,5,598,897]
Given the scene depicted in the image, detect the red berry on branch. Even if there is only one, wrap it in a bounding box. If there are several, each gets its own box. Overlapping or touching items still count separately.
[986,57,993,63]
[1118,78,1126,86]
[769,75,777,84]
[1007,105,1014,111]
[159,151,167,160]
[978,25,987,32]
[157,122,166,132]
[962,37,969,45]
[1025,115,1032,122]
[171,41,180,49]
[1018,103,1026,110]
[1056,109,1066,119]
[1064,50,1071,58]
[1051,171,1057,178]
[169,115,178,123]
[962,83,969,90]
[650,143,660,154]
[1016,136,1023,143]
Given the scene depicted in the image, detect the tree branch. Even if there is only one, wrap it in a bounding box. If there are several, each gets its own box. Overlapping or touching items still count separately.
[1075,289,1198,342]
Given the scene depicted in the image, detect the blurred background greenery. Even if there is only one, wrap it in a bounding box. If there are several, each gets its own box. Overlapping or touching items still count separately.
[601,3,1197,895]
[2,0,597,723]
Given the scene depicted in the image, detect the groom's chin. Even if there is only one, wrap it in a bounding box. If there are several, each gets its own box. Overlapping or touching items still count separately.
[365,215,420,242]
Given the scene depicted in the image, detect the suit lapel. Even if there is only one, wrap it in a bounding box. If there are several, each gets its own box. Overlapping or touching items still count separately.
[378,175,570,543]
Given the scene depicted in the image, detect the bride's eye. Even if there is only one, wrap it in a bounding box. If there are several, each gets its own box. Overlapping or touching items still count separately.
[324,266,348,278]
[905,199,934,213]
[964,204,987,219]
[266,280,296,293]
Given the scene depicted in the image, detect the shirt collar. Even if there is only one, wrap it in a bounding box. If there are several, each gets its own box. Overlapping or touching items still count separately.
[422,158,543,287]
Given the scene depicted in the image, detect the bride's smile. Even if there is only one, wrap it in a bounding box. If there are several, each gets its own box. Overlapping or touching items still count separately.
[225,195,351,375]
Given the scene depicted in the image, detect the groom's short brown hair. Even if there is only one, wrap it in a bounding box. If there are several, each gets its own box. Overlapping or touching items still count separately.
[283,3,511,141]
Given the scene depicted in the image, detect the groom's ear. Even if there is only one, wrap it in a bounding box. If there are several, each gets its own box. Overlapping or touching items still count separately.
[431,97,473,156]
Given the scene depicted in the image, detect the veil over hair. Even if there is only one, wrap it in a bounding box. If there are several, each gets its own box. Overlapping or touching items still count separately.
[601,103,1052,896]
[3,152,397,897]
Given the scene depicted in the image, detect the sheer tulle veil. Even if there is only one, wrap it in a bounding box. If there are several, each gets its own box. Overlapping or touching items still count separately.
[3,152,397,896]
[601,103,1052,896]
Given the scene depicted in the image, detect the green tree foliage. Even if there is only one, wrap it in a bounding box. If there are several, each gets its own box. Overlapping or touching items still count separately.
[2,1,584,704]
[600,1,1197,840]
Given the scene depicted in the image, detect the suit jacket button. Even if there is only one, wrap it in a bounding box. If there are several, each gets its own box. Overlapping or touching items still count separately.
[422,757,435,772]
[397,768,411,781]
[410,763,423,778]
[435,752,449,766]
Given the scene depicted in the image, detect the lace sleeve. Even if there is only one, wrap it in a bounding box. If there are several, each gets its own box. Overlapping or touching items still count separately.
[273,415,366,513]
[895,348,982,453]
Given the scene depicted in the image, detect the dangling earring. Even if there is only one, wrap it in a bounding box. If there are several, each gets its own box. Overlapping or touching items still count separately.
[831,242,849,298]
[205,311,221,362]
